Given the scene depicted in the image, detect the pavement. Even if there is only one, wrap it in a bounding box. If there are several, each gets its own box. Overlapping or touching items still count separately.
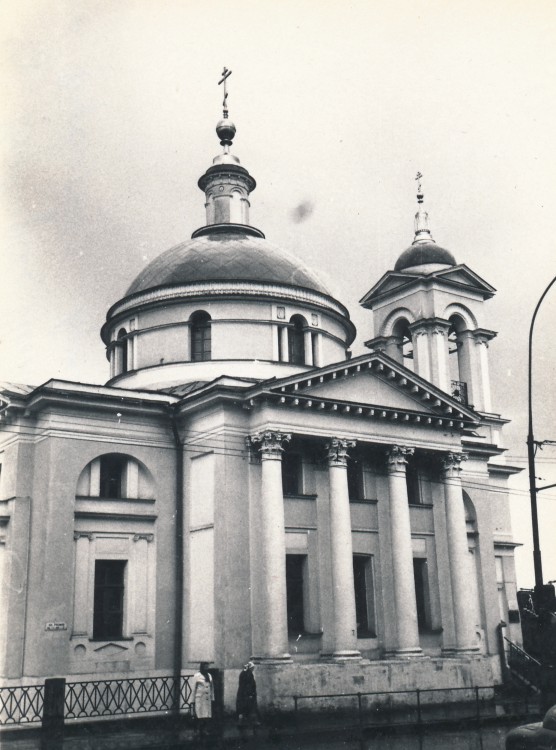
[0,698,542,750]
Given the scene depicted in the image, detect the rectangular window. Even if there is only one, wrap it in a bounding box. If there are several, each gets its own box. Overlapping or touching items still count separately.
[406,464,422,505]
[99,455,126,498]
[353,555,376,638]
[413,557,432,631]
[282,453,302,496]
[286,554,306,634]
[93,560,126,640]
[347,459,364,501]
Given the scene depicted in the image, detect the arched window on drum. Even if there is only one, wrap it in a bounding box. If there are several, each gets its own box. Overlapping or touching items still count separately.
[190,311,212,362]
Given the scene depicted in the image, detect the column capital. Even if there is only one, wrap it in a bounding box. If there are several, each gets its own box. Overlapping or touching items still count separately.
[73,532,93,541]
[386,445,414,471]
[249,431,291,459]
[133,533,154,543]
[408,317,451,337]
[441,452,468,477]
[325,438,356,467]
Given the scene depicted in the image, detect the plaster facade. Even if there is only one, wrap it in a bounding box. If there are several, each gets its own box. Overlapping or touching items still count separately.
[0,99,522,713]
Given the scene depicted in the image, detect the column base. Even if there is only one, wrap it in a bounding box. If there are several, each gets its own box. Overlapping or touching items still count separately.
[320,650,361,661]
[252,654,293,664]
[441,646,480,658]
[383,647,424,659]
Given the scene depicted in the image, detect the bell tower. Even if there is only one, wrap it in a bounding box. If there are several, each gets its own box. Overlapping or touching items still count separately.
[360,176,497,413]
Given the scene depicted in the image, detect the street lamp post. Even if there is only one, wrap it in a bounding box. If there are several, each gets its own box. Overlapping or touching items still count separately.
[527,273,556,712]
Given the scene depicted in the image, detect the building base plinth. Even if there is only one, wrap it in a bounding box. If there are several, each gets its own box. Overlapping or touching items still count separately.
[252,654,293,665]
[384,648,424,659]
[222,654,499,713]
[441,647,481,658]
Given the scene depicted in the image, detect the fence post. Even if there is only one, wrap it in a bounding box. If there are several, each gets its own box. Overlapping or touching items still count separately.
[294,696,298,733]
[416,689,421,727]
[41,678,65,747]
[357,692,362,733]
[475,686,480,725]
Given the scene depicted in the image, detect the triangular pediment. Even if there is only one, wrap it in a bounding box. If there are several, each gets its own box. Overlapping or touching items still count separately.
[248,352,478,429]
[360,264,495,307]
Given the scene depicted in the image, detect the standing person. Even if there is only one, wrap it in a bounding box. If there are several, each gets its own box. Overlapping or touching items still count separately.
[192,662,214,739]
[236,661,260,739]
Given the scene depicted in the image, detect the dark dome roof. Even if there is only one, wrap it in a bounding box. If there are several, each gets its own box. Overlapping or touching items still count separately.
[394,241,456,272]
[126,231,331,296]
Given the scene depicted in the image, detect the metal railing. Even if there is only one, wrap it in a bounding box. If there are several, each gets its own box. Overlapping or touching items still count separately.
[0,683,44,725]
[0,674,193,727]
[451,380,469,405]
[293,684,535,731]
[505,637,542,690]
[65,675,193,719]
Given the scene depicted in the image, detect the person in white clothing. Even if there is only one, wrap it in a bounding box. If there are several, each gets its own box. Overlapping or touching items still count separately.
[192,662,214,738]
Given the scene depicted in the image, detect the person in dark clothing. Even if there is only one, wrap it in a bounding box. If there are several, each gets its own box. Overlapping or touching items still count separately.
[236,661,260,738]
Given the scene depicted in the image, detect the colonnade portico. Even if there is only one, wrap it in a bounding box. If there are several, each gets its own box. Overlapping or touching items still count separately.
[248,429,479,662]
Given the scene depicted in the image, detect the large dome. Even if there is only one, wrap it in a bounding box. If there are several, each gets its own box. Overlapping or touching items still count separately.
[394,241,456,272]
[126,230,331,297]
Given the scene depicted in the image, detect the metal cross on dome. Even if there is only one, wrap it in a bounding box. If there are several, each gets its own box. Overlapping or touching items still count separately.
[218,67,232,118]
[415,171,423,193]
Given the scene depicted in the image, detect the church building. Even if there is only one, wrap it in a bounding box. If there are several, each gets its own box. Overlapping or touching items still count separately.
[0,81,522,711]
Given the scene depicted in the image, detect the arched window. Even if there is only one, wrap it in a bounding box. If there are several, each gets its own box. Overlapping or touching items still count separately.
[288,315,306,365]
[448,315,468,404]
[190,311,212,362]
[393,319,413,371]
[117,328,128,373]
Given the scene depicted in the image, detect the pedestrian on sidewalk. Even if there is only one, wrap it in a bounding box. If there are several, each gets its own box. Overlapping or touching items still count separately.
[192,662,214,740]
[236,661,260,740]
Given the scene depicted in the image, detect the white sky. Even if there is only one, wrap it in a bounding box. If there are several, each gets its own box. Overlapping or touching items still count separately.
[1,0,555,588]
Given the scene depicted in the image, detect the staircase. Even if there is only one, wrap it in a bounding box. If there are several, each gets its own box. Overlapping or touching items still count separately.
[505,637,542,692]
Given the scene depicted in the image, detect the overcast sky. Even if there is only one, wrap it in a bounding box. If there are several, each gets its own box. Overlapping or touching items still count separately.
[1,0,555,588]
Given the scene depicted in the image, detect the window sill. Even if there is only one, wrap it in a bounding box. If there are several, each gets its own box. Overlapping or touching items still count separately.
[408,502,433,509]
[89,637,134,643]
[283,493,317,500]
[349,498,378,504]
[76,496,156,503]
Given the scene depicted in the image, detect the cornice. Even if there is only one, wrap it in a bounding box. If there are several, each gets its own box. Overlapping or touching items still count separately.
[104,280,351,330]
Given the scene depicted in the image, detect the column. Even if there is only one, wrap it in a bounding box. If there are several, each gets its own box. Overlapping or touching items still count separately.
[410,323,432,382]
[326,438,360,659]
[72,533,92,636]
[249,431,292,662]
[430,323,451,393]
[280,327,289,362]
[304,330,314,366]
[455,330,477,407]
[386,446,422,656]
[441,453,479,653]
[475,335,493,412]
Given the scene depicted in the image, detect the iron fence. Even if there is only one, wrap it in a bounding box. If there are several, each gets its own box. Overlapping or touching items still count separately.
[451,380,469,405]
[0,683,44,725]
[0,675,193,727]
[293,684,535,731]
[65,675,193,719]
